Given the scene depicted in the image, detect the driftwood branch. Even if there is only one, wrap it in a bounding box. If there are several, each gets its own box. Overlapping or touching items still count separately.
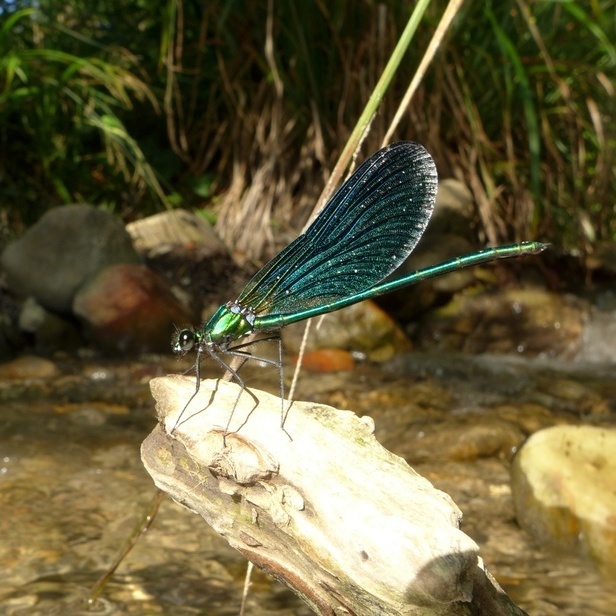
[141,376,526,616]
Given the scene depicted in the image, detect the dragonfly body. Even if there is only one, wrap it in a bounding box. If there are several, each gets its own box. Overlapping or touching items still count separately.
[173,142,547,402]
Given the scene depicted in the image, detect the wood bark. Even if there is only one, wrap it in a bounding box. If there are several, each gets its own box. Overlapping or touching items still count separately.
[141,375,527,615]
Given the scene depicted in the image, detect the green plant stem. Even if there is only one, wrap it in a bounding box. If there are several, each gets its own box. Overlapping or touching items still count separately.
[292,0,432,434]
[306,0,432,228]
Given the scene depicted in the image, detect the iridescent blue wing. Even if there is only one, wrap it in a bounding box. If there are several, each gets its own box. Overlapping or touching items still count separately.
[237,141,437,316]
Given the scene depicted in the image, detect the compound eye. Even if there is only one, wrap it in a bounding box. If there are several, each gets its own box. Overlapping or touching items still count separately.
[175,329,195,353]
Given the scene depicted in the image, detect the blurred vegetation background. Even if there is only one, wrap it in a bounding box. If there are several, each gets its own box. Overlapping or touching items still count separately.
[0,0,614,263]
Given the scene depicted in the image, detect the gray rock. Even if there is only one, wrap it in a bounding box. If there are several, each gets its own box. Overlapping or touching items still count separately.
[18,296,82,352]
[1,204,139,313]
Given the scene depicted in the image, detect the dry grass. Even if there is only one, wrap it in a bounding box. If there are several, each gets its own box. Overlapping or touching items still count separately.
[174,1,614,262]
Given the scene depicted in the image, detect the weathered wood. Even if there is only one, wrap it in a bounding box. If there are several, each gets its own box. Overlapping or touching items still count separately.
[141,375,526,615]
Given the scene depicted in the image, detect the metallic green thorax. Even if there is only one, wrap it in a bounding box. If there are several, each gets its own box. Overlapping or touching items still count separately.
[202,301,256,347]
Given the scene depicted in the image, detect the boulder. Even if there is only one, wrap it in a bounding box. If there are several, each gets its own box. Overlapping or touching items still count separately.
[1,204,139,314]
[511,425,616,571]
[73,263,193,354]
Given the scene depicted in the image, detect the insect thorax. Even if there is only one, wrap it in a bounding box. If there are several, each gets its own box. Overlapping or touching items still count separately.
[203,301,256,347]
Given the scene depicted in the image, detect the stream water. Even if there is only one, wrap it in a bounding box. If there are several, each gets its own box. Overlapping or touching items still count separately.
[0,350,614,615]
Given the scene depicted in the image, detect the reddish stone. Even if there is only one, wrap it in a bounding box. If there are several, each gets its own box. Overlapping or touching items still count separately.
[73,264,194,354]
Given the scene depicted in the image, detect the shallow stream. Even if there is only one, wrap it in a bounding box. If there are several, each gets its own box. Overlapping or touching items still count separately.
[0,350,614,615]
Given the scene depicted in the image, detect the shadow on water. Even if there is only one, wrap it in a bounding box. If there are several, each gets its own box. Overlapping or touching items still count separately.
[0,351,614,615]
